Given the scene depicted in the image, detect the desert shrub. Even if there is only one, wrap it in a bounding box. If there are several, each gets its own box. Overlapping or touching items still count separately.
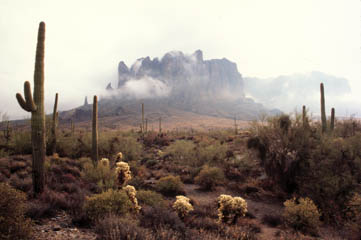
[26,200,55,219]
[83,189,133,221]
[165,140,196,165]
[344,192,361,235]
[81,157,117,191]
[9,174,32,193]
[194,165,225,191]
[140,206,187,234]
[224,154,260,181]
[218,194,248,224]
[109,135,143,161]
[155,175,185,196]
[172,195,194,218]
[143,131,170,147]
[115,161,132,187]
[95,214,146,240]
[196,140,228,166]
[0,183,33,240]
[262,214,283,227]
[11,130,32,154]
[137,190,165,207]
[248,114,361,222]
[283,197,321,235]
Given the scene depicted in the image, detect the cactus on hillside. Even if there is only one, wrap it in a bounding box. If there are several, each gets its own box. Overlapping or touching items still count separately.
[50,93,58,154]
[15,22,46,195]
[159,117,162,134]
[320,83,327,133]
[330,108,335,131]
[141,103,144,134]
[302,105,307,128]
[92,95,98,164]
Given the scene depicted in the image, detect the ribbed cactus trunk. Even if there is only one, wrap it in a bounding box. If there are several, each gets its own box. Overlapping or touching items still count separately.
[92,95,98,164]
[320,83,327,133]
[15,22,46,196]
[330,108,335,131]
[145,118,148,133]
[50,93,58,155]
[234,117,238,135]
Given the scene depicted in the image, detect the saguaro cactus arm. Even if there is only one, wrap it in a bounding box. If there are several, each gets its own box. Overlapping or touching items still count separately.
[16,81,37,112]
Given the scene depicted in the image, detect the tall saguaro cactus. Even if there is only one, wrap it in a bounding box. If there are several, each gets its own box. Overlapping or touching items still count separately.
[320,83,327,133]
[50,93,58,154]
[92,95,98,164]
[141,103,144,134]
[15,22,46,195]
[330,108,335,131]
[159,117,162,134]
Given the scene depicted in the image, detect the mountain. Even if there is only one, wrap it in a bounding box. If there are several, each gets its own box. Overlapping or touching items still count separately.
[244,71,354,115]
[99,50,273,120]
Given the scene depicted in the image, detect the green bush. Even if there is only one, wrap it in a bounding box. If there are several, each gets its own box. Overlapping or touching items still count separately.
[0,183,33,239]
[84,189,133,221]
[11,130,32,154]
[196,141,228,166]
[155,175,184,196]
[137,190,165,208]
[81,157,117,191]
[165,140,196,165]
[194,165,225,191]
[283,197,321,235]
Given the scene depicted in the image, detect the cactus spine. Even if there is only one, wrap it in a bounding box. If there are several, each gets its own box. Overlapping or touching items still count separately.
[15,22,46,195]
[320,83,327,133]
[330,108,335,131]
[50,93,58,154]
[92,95,98,164]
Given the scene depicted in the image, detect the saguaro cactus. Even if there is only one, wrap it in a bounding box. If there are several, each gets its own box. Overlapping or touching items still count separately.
[141,103,144,134]
[302,105,306,128]
[330,108,335,131]
[50,93,58,154]
[92,95,98,164]
[15,22,46,195]
[320,83,327,133]
[159,117,162,134]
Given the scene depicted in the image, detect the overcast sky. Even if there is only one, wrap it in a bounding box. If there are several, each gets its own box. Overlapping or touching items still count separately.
[0,0,360,119]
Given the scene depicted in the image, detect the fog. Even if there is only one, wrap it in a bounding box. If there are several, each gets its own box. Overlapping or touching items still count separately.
[0,0,359,119]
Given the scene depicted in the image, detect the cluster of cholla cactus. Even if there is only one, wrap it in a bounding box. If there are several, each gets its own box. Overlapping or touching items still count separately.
[115,160,132,187]
[218,194,247,224]
[172,195,194,218]
[124,185,141,212]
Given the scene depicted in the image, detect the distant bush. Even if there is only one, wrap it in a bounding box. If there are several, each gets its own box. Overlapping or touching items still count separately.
[108,135,143,161]
[83,189,133,221]
[194,165,225,191]
[196,140,228,165]
[11,130,32,154]
[344,192,361,235]
[137,190,165,208]
[0,183,33,240]
[283,197,321,235]
[165,140,196,165]
[155,175,184,196]
[95,214,146,240]
[81,157,117,191]
[248,114,361,223]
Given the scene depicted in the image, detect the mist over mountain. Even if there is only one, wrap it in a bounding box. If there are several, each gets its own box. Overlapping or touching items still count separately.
[84,50,275,121]
[244,71,359,117]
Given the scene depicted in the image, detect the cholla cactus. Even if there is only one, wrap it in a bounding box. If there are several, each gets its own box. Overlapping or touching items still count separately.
[123,185,141,212]
[115,161,131,187]
[116,152,123,161]
[172,195,193,218]
[218,194,247,224]
[100,158,110,167]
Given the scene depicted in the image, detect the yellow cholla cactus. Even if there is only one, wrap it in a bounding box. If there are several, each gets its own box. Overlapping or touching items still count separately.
[116,152,123,161]
[123,185,141,212]
[218,194,247,224]
[172,195,194,218]
[100,158,110,167]
[115,161,132,187]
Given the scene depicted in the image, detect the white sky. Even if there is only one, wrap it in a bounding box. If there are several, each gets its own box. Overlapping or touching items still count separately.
[0,0,360,119]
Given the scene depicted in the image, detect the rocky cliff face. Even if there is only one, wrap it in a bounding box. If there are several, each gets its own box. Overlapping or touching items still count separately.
[115,50,245,101]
